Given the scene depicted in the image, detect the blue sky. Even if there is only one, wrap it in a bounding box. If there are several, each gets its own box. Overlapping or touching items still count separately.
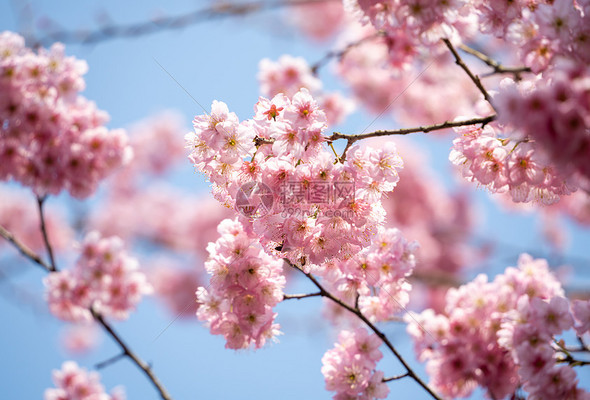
[1,1,589,399]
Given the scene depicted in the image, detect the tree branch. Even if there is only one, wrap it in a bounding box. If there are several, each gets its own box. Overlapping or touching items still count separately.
[310,32,383,75]
[443,39,494,107]
[283,259,443,400]
[95,352,126,370]
[36,196,57,271]
[92,310,173,399]
[0,224,53,272]
[32,0,338,46]
[458,44,532,80]
[282,292,322,300]
[383,372,410,382]
[327,114,496,161]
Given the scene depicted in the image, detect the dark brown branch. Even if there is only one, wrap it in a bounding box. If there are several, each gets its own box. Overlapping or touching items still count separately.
[459,44,532,80]
[93,310,173,400]
[282,292,322,300]
[383,372,410,382]
[36,196,57,271]
[327,114,496,161]
[443,39,493,107]
[95,352,126,370]
[0,224,53,272]
[32,0,338,46]
[284,259,443,400]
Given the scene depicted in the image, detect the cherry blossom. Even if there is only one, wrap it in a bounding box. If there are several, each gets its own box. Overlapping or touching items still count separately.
[45,361,125,400]
[0,32,132,198]
[44,231,152,322]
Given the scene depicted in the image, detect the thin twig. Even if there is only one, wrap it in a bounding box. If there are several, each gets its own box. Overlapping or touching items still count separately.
[93,310,173,400]
[0,224,52,272]
[383,372,410,382]
[95,352,126,370]
[282,292,322,300]
[327,114,496,161]
[443,39,494,107]
[284,259,443,400]
[310,32,383,74]
[459,44,532,80]
[36,196,57,271]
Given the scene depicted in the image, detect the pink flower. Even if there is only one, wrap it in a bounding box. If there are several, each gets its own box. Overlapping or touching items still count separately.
[0,32,131,198]
[44,231,152,322]
[572,300,590,335]
[196,218,285,349]
[322,328,387,399]
[45,361,124,400]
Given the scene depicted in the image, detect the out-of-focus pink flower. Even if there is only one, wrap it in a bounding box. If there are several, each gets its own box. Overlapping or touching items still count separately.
[44,361,124,400]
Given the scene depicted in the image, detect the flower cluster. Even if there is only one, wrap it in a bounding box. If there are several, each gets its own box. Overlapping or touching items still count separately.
[0,32,132,198]
[495,64,590,182]
[407,254,589,399]
[321,328,389,399]
[45,361,124,400]
[44,231,152,322]
[449,122,577,205]
[344,0,471,48]
[185,89,402,266]
[318,227,417,323]
[504,0,590,72]
[335,23,482,126]
[499,296,587,399]
[196,218,286,349]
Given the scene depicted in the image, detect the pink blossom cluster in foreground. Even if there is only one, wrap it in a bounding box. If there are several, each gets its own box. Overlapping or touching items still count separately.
[449,122,577,205]
[45,231,152,321]
[0,32,132,198]
[185,89,402,266]
[321,328,389,400]
[318,227,417,324]
[407,254,589,399]
[196,218,286,349]
[45,361,125,400]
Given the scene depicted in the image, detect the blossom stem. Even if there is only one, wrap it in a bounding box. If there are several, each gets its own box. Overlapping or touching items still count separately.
[284,259,443,400]
[443,38,494,107]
